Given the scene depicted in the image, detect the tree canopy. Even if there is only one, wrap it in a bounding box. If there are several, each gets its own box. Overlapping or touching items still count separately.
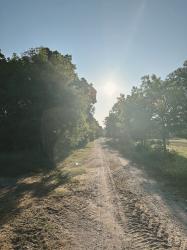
[105,62,187,151]
[0,47,102,164]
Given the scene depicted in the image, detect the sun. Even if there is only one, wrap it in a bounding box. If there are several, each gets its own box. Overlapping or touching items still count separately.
[102,82,118,97]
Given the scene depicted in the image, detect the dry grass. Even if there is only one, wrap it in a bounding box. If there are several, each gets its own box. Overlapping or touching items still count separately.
[0,141,94,249]
[168,138,187,158]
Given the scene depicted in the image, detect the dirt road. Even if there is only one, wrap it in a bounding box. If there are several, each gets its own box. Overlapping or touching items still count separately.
[0,138,187,249]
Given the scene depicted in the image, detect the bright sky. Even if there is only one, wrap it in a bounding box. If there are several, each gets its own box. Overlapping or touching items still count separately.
[1,0,187,125]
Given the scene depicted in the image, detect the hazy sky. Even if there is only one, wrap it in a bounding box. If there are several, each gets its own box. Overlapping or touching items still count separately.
[1,0,187,125]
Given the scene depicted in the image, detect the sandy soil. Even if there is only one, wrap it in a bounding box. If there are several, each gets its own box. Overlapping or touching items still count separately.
[0,138,187,249]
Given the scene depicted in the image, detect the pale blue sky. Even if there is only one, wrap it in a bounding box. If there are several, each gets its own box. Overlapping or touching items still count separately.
[1,0,187,124]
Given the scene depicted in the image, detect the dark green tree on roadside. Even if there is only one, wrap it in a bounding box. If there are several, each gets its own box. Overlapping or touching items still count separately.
[0,47,101,167]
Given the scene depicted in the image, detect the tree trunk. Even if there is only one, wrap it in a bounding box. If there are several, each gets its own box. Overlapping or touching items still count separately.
[161,117,167,153]
[140,138,144,146]
[162,136,167,153]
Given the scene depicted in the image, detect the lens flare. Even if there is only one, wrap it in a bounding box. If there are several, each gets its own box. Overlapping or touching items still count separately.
[102,82,118,97]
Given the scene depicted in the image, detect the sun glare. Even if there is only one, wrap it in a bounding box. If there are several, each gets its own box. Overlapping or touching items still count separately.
[102,82,118,97]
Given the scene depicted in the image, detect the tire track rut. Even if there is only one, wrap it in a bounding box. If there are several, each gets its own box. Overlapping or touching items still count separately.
[98,139,187,249]
[0,138,187,249]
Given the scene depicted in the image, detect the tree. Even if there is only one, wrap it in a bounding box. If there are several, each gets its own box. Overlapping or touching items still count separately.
[0,47,101,167]
[105,62,187,152]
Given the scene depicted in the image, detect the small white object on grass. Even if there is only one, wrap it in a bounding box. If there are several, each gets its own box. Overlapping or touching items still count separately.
[75,162,79,166]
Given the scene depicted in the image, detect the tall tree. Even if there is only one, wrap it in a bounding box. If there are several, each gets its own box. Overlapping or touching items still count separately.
[0,47,101,165]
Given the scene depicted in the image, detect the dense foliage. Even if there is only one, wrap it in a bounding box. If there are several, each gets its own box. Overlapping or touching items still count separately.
[105,61,187,151]
[0,47,102,166]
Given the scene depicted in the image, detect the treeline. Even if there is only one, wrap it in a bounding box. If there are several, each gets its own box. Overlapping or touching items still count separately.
[105,61,187,151]
[0,47,102,172]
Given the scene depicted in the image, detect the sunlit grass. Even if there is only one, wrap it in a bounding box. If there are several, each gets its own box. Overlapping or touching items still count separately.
[49,142,93,196]
[58,141,94,168]
[168,139,187,158]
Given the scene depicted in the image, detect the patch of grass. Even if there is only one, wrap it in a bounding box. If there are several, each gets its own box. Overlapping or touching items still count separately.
[53,186,68,195]
[108,139,187,199]
[0,141,93,231]
[168,139,187,158]
[47,143,92,196]
[0,141,94,178]
[65,167,86,177]
[46,170,71,186]
[59,141,93,168]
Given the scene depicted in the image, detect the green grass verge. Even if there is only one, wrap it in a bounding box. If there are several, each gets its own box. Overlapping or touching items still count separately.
[108,139,187,199]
